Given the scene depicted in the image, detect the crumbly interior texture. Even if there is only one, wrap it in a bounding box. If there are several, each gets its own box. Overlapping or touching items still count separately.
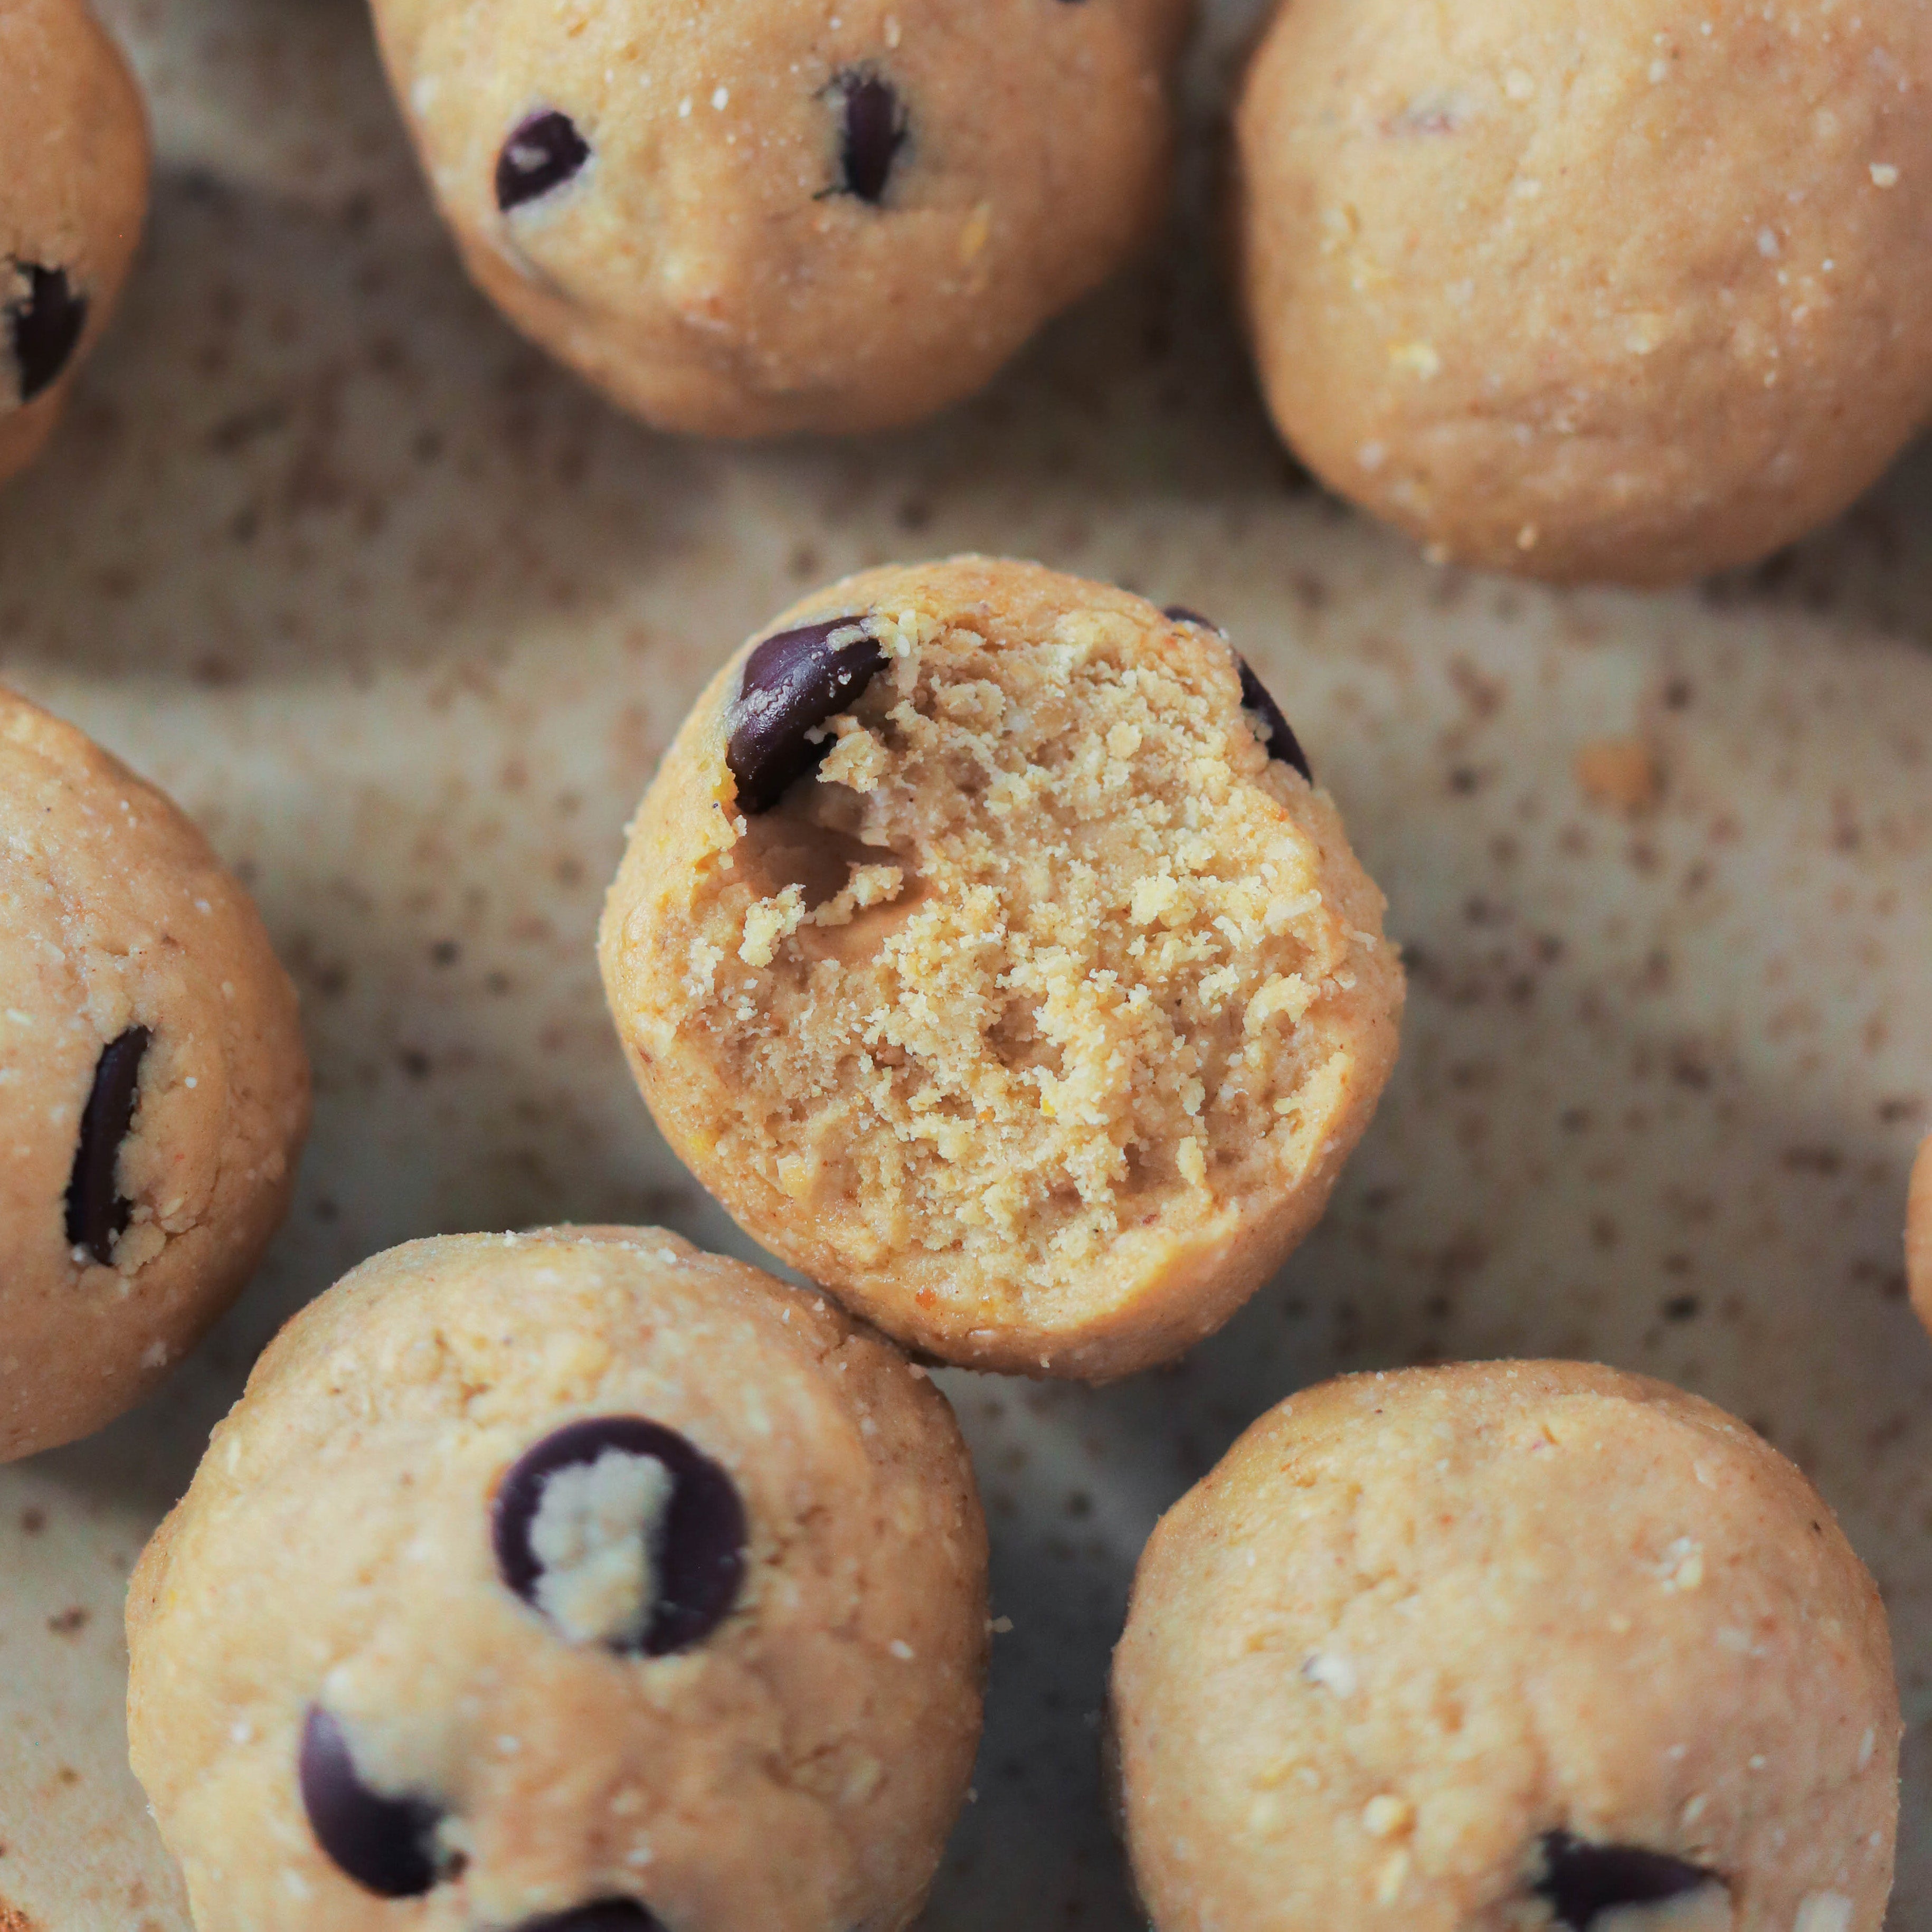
[0,0,148,480]
[126,1227,989,1932]
[0,687,309,1460]
[372,0,1187,435]
[1112,1361,1900,1932]
[601,558,1404,1378]
[1234,0,1932,585]
[1909,1135,1932,1340]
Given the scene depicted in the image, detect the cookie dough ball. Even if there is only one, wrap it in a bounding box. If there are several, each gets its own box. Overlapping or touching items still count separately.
[1112,1362,1900,1932]
[1233,0,1932,585]
[0,0,148,485]
[127,1229,988,1932]
[369,0,1187,435]
[1909,1135,1932,1338]
[600,558,1403,1379]
[0,689,309,1460]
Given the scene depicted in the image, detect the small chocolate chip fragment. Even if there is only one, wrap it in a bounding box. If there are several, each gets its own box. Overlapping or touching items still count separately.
[1163,608,1313,783]
[8,264,87,403]
[515,1903,668,1932]
[725,617,887,814]
[494,1416,747,1654]
[298,1706,445,1898]
[496,109,591,213]
[1535,1831,1723,1929]
[836,72,908,204]
[64,1026,150,1264]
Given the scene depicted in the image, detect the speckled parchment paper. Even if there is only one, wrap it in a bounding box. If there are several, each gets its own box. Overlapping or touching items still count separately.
[2,0,1930,1925]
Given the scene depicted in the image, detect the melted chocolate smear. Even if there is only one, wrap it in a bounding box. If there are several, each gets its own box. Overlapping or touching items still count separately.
[9,263,87,403]
[493,1415,747,1654]
[1535,1831,1723,1929]
[838,72,907,204]
[515,1904,669,1932]
[298,1707,445,1898]
[496,109,591,212]
[725,616,887,813]
[64,1026,150,1264]
[1162,607,1313,783]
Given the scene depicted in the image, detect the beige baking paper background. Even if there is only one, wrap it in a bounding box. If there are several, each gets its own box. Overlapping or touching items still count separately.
[3,0,1931,1925]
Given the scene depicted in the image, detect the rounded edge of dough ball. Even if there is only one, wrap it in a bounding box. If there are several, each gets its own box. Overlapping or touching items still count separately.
[1112,1360,1900,1932]
[1232,0,1932,585]
[368,0,1188,435]
[126,1226,989,1932]
[1908,1134,1932,1339]
[599,555,1404,1381]
[0,0,151,486]
[0,686,310,1459]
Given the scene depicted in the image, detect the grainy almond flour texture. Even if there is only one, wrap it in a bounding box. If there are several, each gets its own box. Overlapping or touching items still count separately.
[1111,1361,1901,1932]
[600,558,1404,1378]
[0,0,148,482]
[1234,0,1932,585]
[126,1228,989,1932]
[0,687,309,1460]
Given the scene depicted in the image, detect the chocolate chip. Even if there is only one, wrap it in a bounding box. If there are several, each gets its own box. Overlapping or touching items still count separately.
[64,1026,150,1265]
[1162,605,1226,636]
[298,1706,444,1898]
[515,1904,668,1932]
[8,263,87,403]
[725,617,886,814]
[1163,608,1313,783]
[493,1416,746,1654]
[496,110,591,213]
[836,72,907,204]
[1535,1831,1722,1929]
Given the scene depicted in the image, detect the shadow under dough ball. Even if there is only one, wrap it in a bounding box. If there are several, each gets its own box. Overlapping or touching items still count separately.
[366,0,1189,434]
[0,687,310,1461]
[126,1228,989,1932]
[1111,1361,1901,1932]
[0,0,149,486]
[1233,0,1932,585]
[598,557,1405,1380]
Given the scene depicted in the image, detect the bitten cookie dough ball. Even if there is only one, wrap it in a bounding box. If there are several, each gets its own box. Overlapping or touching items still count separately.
[0,689,309,1460]
[1112,1362,1900,1932]
[0,0,148,485]
[127,1229,988,1932]
[1234,0,1932,585]
[600,558,1403,1379]
[1908,1135,1932,1338]
[368,0,1186,435]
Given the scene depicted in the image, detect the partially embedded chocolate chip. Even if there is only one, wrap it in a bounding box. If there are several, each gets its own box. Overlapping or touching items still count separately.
[1535,1831,1723,1929]
[8,263,87,403]
[515,1903,668,1932]
[725,617,886,815]
[1163,607,1313,784]
[836,72,907,204]
[64,1026,150,1265]
[496,109,591,213]
[298,1706,445,1898]
[493,1416,746,1655]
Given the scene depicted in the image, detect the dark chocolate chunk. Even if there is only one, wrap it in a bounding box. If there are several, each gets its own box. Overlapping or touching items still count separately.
[493,1416,747,1654]
[1161,605,1226,636]
[298,1706,444,1898]
[1163,607,1313,783]
[496,109,591,213]
[64,1026,150,1264]
[1535,1831,1722,1929]
[515,1903,668,1932]
[8,263,87,403]
[836,72,908,204]
[725,617,886,814]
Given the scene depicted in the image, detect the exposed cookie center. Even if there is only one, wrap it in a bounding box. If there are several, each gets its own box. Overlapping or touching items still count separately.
[527,1448,676,1646]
